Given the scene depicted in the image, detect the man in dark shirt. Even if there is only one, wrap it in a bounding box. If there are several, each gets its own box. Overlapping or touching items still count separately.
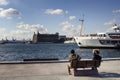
[92,49,102,69]
[93,49,102,61]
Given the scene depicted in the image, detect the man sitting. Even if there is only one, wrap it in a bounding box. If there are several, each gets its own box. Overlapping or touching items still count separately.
[92,49,102,70]
[67,49,81,75]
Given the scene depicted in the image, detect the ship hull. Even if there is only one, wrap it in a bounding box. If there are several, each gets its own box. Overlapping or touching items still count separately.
[74,37,120,49]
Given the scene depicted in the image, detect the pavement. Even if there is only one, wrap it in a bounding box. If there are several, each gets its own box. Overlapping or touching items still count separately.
[0,59,120,80]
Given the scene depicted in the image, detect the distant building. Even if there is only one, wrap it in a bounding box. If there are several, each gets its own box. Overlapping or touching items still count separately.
[32,32,66,43]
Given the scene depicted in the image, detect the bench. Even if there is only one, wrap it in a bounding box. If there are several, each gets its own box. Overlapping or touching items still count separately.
[70,60,101,76]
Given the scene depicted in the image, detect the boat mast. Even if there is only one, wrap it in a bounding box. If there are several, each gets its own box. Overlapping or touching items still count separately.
[79,15,84,36]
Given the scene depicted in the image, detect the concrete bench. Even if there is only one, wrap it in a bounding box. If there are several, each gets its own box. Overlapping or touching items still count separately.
[70,60,101,76]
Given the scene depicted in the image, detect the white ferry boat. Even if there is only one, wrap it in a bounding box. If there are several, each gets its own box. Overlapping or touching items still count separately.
[74,20,120,48]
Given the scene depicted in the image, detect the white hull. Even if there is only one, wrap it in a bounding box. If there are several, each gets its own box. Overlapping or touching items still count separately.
[74,36,120,48]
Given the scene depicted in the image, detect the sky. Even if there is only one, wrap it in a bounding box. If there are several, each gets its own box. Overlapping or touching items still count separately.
[0,0,120,40]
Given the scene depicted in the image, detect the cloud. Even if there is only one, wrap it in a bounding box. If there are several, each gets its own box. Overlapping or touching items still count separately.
[113,9,120,13]
[11,30,30,34]
[0,22,48,40]
[104,19,116,25]
[0,27,8,39]
[0,8,20,19]
[61,21,79,36]
[0,27,28,40]
[10,30,31,40]
[17,22,48,33]
[45,9,65,15]
[0,27,6,32]
[10,23,48,40]
[69,16,76,20]
[0,28,6,35]
[0,0,9,5]
[62,21,74,31]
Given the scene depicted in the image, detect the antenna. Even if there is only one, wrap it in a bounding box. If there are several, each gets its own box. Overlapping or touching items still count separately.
[79,15,84,36]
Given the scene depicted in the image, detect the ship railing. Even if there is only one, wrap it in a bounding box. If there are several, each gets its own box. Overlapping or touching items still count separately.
[80,35,108,39]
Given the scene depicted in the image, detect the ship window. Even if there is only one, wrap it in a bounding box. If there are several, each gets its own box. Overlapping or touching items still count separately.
[99,40,105,44]
[111,41,117,44]
[106,40,110,44]
[103,34,106,37]
[98,34,106,37]
[79,42,81,45]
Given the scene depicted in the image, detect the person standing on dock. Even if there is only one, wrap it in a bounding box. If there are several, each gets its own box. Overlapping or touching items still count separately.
[67,49,81,75]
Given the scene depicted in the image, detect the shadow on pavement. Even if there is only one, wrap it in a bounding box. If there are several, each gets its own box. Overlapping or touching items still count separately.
[74,72,120,78]
[98,72,120,78]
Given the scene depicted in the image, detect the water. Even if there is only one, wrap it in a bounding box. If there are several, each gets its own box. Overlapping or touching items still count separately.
[0,43,120,61]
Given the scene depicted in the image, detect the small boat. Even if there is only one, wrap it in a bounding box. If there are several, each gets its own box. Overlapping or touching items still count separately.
[64,40,75,44]
[0,41,5,44]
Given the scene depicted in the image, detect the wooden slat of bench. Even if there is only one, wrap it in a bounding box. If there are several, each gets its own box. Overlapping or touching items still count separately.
[77,61,87,68]
[71,60,100,68]
[86,61,96,67]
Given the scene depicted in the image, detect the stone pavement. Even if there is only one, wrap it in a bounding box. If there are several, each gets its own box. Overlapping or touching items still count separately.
[0,59,120,80]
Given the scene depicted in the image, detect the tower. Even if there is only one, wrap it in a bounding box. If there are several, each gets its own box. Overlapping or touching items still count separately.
[79,15,84,36]
[32,32,39,43]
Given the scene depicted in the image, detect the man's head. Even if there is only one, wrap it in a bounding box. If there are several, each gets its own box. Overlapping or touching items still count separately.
[93,49,100,55]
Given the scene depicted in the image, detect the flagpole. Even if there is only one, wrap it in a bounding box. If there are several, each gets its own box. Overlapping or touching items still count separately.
[79,15,84,36]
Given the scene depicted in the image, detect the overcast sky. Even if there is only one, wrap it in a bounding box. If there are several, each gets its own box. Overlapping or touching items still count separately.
[0,0,120,40]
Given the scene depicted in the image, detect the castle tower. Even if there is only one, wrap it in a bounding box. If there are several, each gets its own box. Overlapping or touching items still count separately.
[32,32,38,43]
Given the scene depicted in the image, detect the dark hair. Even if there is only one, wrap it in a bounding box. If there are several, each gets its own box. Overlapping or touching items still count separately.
[71,49,75,54]
[93,49,100,54]
[96,50,100,54]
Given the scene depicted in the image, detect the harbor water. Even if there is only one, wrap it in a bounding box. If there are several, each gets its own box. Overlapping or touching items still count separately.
[0,43,120,61]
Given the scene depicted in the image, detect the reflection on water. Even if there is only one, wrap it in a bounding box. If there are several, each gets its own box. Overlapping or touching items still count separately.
[0,44,120,61]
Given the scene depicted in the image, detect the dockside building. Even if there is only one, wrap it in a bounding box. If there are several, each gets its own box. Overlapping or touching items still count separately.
[32,32,66,43]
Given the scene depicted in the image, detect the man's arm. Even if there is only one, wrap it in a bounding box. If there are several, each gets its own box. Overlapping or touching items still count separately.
[77,55,81,61]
